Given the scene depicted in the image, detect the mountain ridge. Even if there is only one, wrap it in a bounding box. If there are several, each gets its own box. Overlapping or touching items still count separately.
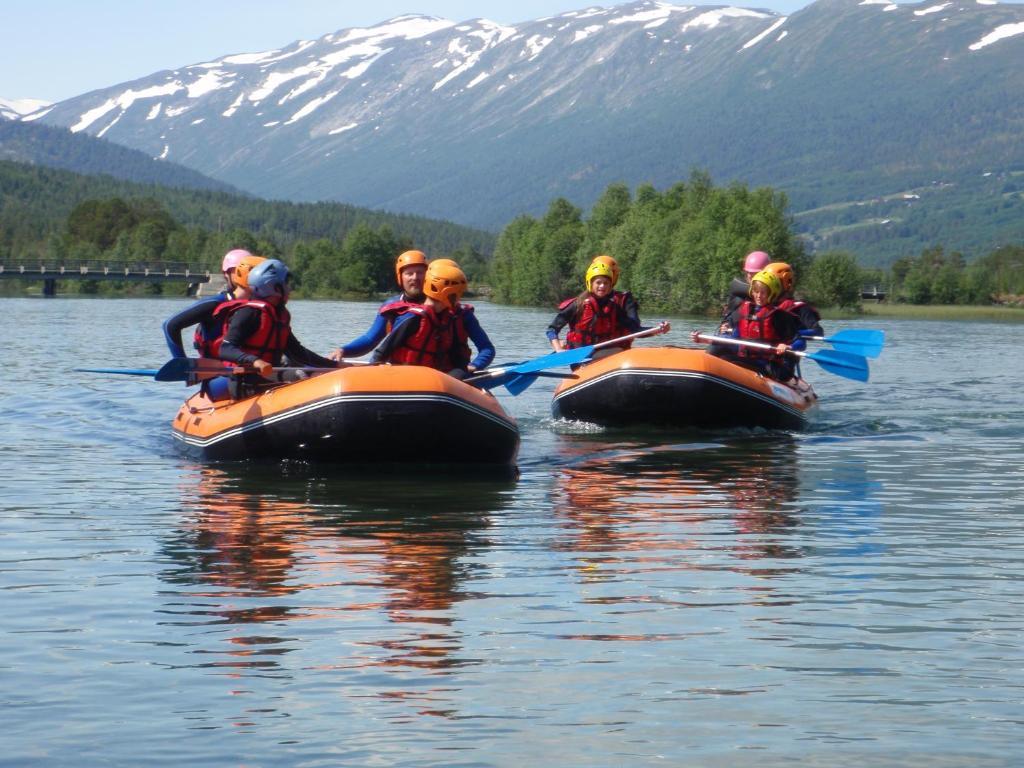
[21,0,1024,262]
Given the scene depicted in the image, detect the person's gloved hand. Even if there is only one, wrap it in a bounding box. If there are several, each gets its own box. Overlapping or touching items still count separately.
[790,338,807,352]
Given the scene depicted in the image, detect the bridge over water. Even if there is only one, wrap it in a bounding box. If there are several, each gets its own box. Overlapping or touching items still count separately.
[0,259,218,296]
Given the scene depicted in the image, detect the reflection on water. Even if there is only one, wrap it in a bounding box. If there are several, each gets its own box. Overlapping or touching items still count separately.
[160,467,512,677]
[553,436,806,573]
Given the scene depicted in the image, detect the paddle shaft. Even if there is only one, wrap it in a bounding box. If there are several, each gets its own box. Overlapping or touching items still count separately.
[694,333,807,358]
[694,332,869,381]
[590,324,670,351]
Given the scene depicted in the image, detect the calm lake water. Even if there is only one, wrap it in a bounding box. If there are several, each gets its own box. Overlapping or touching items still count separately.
[2,296,1023,767]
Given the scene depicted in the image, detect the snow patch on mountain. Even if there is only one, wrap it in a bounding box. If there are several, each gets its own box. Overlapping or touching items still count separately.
[286,91,339,124]
[432,22,516,91]
[336,15,456,44]
[683,7,772,32]
[914,3,952,16]
[609,4,693,26]
[969,21,1024,49]
[187,70,235,98]
[524,34,555,60]
[0,97,51,120]
[741,17,787,49]
[71,82,183,132]
[574,25,605,42]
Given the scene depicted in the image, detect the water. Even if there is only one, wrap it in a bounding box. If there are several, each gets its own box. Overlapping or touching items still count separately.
[2,297,1023,767]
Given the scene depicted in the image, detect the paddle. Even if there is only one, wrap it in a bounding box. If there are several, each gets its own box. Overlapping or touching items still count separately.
[693,332,870,382]
[154,357,339,384]
[465,323,670,394]
[802,329,885,358]
[76,367,163,377]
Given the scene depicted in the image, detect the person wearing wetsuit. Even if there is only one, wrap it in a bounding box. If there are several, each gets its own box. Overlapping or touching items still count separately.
[162,249,259,358]
[330,250,428,361]
[213,259,337,398]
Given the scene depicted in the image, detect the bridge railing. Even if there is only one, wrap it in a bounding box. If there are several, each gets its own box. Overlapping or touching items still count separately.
[0,258,212,279]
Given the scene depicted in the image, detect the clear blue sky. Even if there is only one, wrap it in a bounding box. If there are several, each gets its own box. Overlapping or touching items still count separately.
[2,0,833,102]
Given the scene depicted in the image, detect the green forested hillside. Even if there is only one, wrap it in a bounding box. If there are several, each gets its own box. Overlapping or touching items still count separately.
[0,160,496,267]
[0,121,238,194]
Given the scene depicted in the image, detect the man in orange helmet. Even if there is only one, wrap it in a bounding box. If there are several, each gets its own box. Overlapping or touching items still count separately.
[371,260,493,378]
[329,249,428,361]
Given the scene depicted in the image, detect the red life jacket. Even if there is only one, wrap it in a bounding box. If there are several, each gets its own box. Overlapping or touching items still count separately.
[387,306,470,370]
[210,299,291,364]
[736,301,793,359]
[777,297,821,331]
[563,291,633,349]
[378,296,423,334]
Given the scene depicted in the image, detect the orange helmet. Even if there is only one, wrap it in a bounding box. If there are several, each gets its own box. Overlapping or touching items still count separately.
[424,261,467,309]
[750,269,783,303]
[394,250,428,286]
[765,262,795,294]
[232,254,267,290]
[590,254,620,286]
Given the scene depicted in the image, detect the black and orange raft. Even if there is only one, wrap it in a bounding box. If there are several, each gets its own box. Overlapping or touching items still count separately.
[551,347,817,431]
[171,365,519,463]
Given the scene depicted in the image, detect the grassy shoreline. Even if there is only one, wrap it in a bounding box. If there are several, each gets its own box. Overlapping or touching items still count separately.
[845,303,1024,323]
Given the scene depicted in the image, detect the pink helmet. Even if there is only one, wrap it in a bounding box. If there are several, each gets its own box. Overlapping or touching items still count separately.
[743,250,771,274]
[222,249,253,272]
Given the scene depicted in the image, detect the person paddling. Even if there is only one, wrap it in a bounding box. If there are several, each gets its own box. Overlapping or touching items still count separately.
[329,249,428,361]
[162,249,261,358]
[547,258,643,359]
[765,261,824,338]
[703,268,801,382]
[370,260,494,379]
[212,259,338,399]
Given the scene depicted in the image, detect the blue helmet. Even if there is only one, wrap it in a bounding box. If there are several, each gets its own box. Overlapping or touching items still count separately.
[247,259,290,300]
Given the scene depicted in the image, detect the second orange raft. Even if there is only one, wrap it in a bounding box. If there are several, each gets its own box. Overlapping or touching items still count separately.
[551,347,817,430]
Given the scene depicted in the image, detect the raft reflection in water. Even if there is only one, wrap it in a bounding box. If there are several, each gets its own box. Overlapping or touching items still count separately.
[552,436,806,581]
[160,466,513,679]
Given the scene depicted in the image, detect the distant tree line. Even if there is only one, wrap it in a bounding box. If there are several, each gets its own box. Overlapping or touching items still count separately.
[0,159,496,293]
[862,245,1024,306]
[1,192,489,298]
[490,172,812,313]
[488,174,1024,313]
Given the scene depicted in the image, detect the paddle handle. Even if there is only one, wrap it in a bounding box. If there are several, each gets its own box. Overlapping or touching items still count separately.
[693,332,804,358]
[592,322,671,351]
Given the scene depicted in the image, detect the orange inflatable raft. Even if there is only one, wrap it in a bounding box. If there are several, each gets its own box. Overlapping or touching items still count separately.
[551,347,817,430]
[171,365,519,463]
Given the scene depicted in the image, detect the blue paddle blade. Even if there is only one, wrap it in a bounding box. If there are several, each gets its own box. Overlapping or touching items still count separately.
[510,345,593,374]
[807,348,870,382]
[825,329,885,359]
[503,373,538,395]
[76,367,161,377]
[154,357,193,382]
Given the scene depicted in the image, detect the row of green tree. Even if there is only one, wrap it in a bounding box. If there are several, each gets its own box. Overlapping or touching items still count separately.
[491,172,831,313]
[488,174,1024,313]
[863,245,1024,306]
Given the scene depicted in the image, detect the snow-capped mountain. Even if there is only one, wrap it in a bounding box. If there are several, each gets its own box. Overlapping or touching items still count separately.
[24,0,1024,231]
[1,97,51,121]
